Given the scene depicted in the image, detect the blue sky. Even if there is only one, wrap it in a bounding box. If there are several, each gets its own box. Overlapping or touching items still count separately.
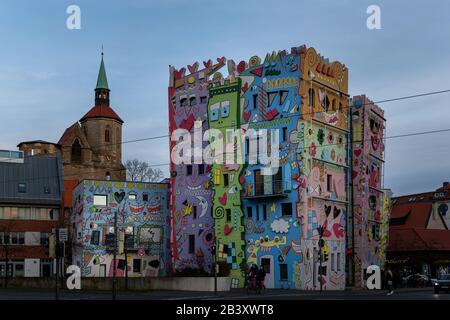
[1,0,450,196]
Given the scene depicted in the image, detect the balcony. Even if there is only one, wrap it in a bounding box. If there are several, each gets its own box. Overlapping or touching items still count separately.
[244,180,290,199]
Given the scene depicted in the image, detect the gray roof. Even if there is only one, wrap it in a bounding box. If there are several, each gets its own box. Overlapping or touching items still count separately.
[17,140,59,147]
[0,154,63,205]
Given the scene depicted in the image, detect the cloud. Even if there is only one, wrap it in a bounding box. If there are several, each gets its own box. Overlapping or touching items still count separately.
[271,219,290,234]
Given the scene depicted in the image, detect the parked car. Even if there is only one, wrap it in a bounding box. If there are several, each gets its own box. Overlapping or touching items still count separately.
[434,274,450,294]
[403,274,431,287]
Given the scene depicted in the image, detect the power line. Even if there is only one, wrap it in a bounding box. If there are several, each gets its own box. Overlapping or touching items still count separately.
[8,87,449,157]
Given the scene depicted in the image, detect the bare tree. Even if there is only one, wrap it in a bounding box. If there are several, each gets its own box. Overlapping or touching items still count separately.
[125,159,164,182]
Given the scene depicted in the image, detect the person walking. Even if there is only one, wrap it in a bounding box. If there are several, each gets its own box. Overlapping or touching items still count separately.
[386,268,394,295]
[257,265,266,292]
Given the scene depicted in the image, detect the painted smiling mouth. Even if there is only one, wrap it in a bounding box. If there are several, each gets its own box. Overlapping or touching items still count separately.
[324,111,338,124]
[187,184,202,191]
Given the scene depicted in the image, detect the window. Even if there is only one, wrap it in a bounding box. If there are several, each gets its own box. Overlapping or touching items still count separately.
[18,183,27,193]
[252,94,258,110]
[267,92,277,106]
[44,186,51,194]
[332,99,337,111]
[308,88,315,107]
[279,90,288,105]
[223,174,229,187]
[188,235,195,254]
[189,96,197,106]
[263,204,267,221]
[337,253,341,271]
[213,168,221,185]
[187,165,193,176]
[93,194,107,206]
[256,206,260,221]
[180,96,188,107]
[200,96,207,104]
[133,259,141,273]
[18,232,25,244]
[261,258,271,274]
[105,128,110,143]
[323,95,330,111]
[282,127,287,142]
[2,207,10,219]
[128,193,137,201]
[327,174,332,192]
[90,230,100,245]
[40,233,50,246]
[198,164,205,175]
[279,264,288,280]
[193,206,197,220]
[331,253,335,271]
[281,203,293,216]
[226,209,231,223]
[10,232,17,244]
[143,193,149,202]
[247,207,253,219]
[11,207,18,219]
[71,139,82,163]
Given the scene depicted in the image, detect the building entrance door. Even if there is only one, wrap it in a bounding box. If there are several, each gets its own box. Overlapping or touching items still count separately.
[260,255,274,288]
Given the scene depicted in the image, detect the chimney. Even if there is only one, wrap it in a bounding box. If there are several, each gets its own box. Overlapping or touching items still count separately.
[444,181,449,187]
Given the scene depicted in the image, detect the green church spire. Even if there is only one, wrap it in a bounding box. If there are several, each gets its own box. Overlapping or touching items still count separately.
[96,51,109,90]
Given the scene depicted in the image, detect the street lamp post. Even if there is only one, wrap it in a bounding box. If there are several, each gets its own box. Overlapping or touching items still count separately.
[112,210,118,300]
[317,226,325,293]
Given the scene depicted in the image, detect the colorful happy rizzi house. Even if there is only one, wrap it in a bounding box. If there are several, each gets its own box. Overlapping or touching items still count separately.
[351,95,388,287]
[168,45,389,290]
[71,180,171,278]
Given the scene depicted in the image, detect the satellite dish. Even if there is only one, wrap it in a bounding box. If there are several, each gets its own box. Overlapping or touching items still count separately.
[438,203,448,216]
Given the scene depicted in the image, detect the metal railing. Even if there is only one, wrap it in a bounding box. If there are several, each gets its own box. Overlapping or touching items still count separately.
[245,180,290,197]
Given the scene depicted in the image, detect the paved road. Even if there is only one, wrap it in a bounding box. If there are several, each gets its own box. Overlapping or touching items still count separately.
[0,287,448,300]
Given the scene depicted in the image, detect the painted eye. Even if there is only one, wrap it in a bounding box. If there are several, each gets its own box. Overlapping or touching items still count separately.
[210,103,220,121]
[221,101,230,118]
[228,186,238,194]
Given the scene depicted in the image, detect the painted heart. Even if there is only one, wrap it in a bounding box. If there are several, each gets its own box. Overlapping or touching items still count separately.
[243,110,251,122]
[173,67,186,80]
[241,82,249,93]
[354,149,362,157]
[352,170,358,180]
[239,175,245,184]
[224,224,232,235]
[237,61,246,73]
[250,67,263,77]
[114,191,125,204]
[187,62,199,74]
[324,205,332,217]
[219,193,227,206]
[322,220,332,237]
[333,207,341,219]
[217,56,226,64]
[333,223,344,238]
[203,59,212,68]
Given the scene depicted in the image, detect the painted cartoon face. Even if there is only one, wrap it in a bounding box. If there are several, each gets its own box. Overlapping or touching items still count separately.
[209,101,231,124]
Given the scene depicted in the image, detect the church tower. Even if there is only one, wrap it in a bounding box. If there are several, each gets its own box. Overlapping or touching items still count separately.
[79,52,124,176]
[54,52,126,181]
